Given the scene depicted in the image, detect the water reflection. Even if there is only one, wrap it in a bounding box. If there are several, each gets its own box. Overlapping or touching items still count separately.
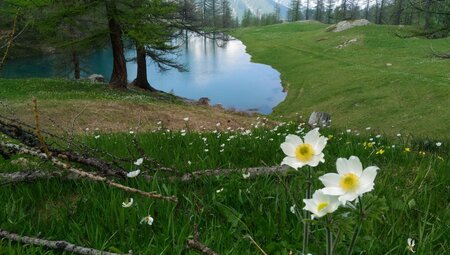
[1,34,285,114]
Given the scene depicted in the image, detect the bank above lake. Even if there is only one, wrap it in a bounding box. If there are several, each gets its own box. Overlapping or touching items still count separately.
[233,22,450,138]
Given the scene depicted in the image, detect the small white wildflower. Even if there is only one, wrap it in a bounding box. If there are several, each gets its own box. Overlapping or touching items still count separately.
[127,169,140,178]
[216,188,224,193]
[376,134,381,138]
[366,127,371,130]
[121,198,133,208]
[85,128,90,131]
[157,121,162,125]
[216,122,221,127]
[407,238,416,253]
[188,160,192,165]
[219,149,224,153]
[397,133,401,137]
[346,129,351,133]
[242,173,250,179]
[220,144,225,147]
[134,158,144,166]
[140,215,154,226]
[204,149,209,152]
[94,135,100,139]
[290,204,296,214]
[183,117,189,121]
[436,142,442,147]
[129,131,135,134]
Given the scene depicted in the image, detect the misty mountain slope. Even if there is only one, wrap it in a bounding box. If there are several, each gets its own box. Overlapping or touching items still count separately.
[230,0,290,20]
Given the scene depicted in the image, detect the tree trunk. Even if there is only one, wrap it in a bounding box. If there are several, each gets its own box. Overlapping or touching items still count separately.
[131,45,157,91]
[394,0,403,25]
[342,0,347,20]
[424,0,433,30]
[378,0,385,24]
[365,0,370,20]
[72,50,80,80]
[106,2,128,89]
[306,0,310,20]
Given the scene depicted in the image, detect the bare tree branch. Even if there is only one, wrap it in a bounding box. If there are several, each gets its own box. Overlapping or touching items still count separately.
[0,142,178,203]
[0,9,19,70]
[0,229,131,255]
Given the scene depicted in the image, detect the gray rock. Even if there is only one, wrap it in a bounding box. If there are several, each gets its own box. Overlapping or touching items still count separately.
[88,74,104,83]
[333,19,370,32]
[308,112,331,128]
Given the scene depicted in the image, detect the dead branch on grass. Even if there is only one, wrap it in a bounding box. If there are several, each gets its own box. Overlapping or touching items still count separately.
[0,229,131,255]
[0,142,178,203]
[0,117,128,178]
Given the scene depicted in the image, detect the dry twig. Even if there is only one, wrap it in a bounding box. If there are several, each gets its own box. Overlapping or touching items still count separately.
[0,229,131,255]
[186,239,219,255]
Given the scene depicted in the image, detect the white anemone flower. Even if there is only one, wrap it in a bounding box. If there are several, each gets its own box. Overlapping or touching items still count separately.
[127,169,141,178]
[140,215,154,226]
[280,128,327,169]
[319,156,379,205]
[303,189,340,219]
[407,238,416,253]
[134,158,144,166]
[121,198,133,208]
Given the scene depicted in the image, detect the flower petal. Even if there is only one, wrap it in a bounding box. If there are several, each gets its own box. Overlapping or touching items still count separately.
[360,166,379,186]
[319,173,340,187]
[313,136,328,154]
[307,153,324,167]
[338,193,359,205]
[285,134,302,146]
[280,142,296,157]
[321,187,345,196]
[303,128,320,146]
[336,157,351,175]
[348,156,363,176]
[281,157,305,169]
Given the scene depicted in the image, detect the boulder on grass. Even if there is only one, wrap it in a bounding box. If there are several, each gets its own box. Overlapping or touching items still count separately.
[330,19,370,32]
[308,112,331,128]
[88,74,105,83]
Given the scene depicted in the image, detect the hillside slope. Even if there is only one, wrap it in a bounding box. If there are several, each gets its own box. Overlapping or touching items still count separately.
[233,22,450,138]
[0,79,260,133]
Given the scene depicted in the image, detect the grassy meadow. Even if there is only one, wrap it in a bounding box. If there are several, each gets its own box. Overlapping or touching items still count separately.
[0,121,449,254]
[0,22,449,254]
[233,22,450,139]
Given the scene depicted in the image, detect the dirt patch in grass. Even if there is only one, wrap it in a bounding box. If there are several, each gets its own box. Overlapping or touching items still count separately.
[7,99,271,134]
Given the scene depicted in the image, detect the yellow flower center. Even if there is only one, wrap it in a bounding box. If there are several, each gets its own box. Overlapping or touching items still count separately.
[339,173,359,192]
[317,202,328,211]
[295,144,315,162]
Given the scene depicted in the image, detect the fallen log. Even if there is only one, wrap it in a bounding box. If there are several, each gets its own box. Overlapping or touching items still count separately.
[0,118,128,178]
[0,229,131,255]
[0,142,178,203]
[0,166,291,185]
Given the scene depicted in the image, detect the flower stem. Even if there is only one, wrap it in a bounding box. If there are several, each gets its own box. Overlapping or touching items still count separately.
[347,197,364,255]
[326,216,333,255]
[303,166,312,255]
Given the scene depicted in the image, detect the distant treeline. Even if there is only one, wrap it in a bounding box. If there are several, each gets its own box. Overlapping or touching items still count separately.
[241,0,449,37]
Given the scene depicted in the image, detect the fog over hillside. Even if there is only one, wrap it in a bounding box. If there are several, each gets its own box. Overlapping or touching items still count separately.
[229,0,290,20]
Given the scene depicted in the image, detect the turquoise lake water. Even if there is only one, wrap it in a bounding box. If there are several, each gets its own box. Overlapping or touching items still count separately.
[1,35,285,114]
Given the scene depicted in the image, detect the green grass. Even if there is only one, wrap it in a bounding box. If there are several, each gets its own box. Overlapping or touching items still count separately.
[0,78,179,103]
[1,123,448,254]
[232,23,450,139]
